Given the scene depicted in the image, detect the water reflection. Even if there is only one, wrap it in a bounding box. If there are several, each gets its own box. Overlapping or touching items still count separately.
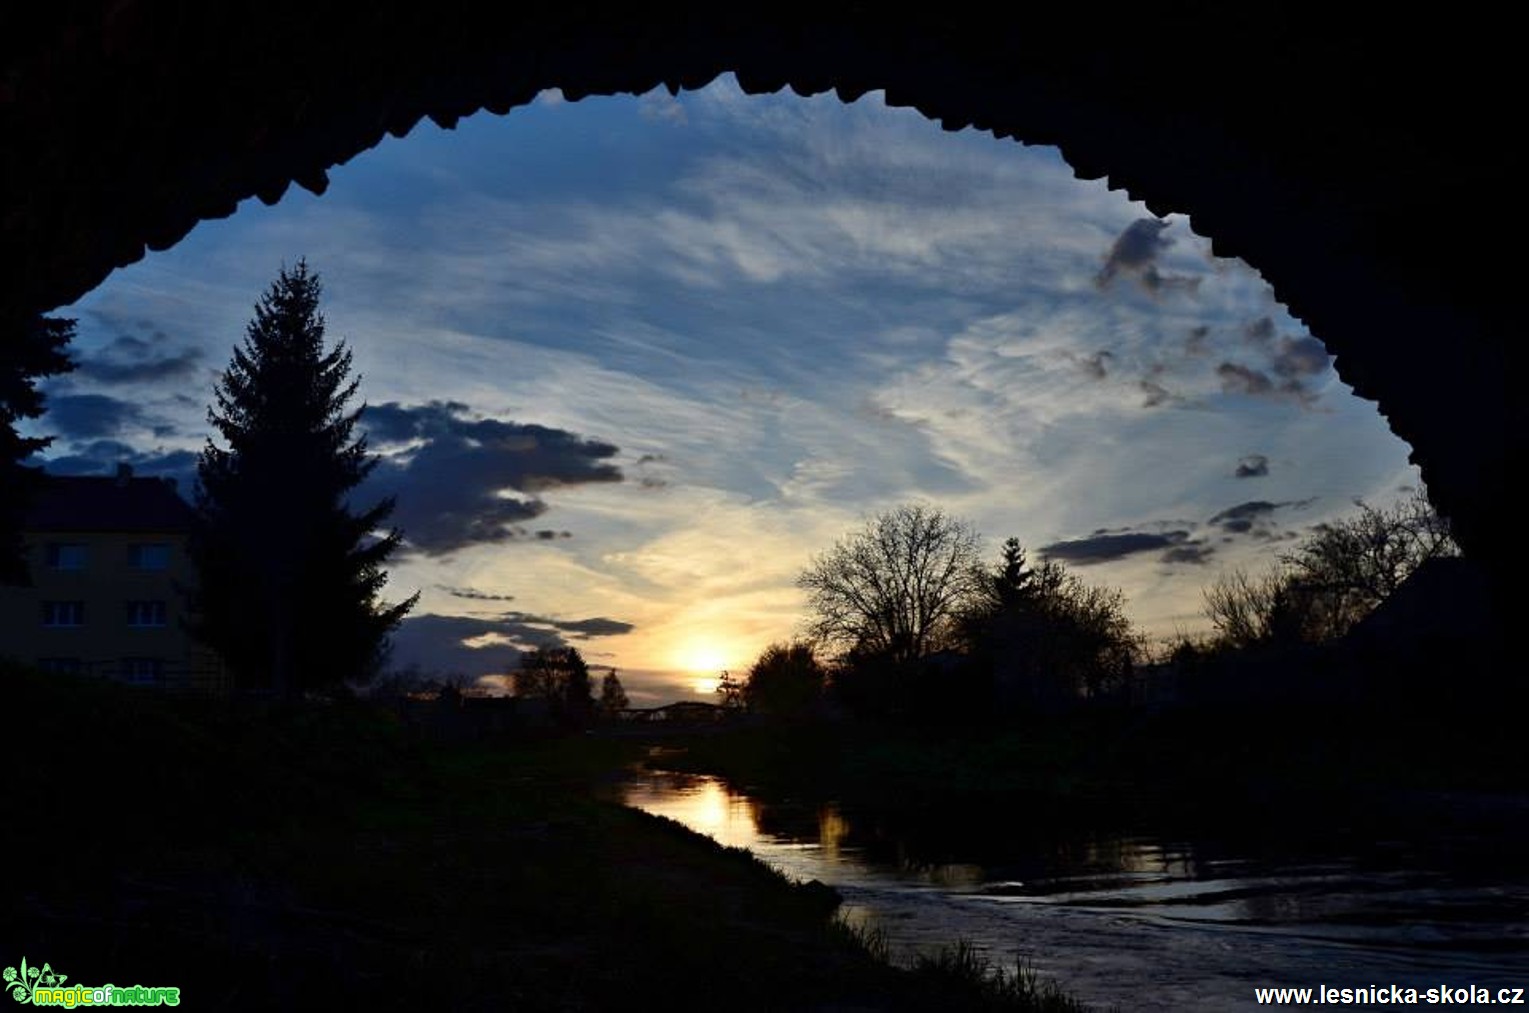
[621,769,1529,1012]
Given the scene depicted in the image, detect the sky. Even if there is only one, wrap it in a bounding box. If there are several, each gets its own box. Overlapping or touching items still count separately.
[29,76,1424,705]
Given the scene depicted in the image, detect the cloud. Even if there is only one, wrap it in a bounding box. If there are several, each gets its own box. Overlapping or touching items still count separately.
[1205,498,1311,538]
[74,333,202,384]
[1215,362,1273,397]
[1160,544,1215,565]
[519,614,636,638]
[1185,325,1210,356]
[1076,350,1112,380]
[1207,500,1280,533]
[387,610,634,683]
[1271,335,1330,380]
[1221,319,1331,403]
[1095,218,1201,296]
[1139,379,1173,407]
[638,89,688,125]
[1235,454,1269,478]
[364,400,623,555]
[439,585,517,602]
[1041,528,1194,565]
[1243,316,1276,347]
[43,394,147,439]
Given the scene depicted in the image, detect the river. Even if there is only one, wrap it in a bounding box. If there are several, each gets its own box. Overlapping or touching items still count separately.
[620,769,1529,1010]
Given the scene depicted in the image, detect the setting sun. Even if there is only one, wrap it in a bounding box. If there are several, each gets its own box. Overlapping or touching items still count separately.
[678,642,731,674]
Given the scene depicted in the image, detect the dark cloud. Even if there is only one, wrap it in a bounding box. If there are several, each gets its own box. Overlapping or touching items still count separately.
[44,393,147,439]
[1222,320,1330,403]
[387,611,635,683]
[1243,316,1276,346]
[1216,362,1274,396]
[1078,350,1112,380]
[75,333,202,384]
[1235,454,1270,478]
[363,400,623,555]
[1207,500,1281,533]
[1185,325,1210,356]
[1041,529,1193,565]
[364,400,470,443]
[523,614,636,638]
[1271,335,1330,380]
[439,585,517,602]
[1139,379,1173,407]
[1160,544,1215,566]
[1206,498,1313,539]
[1096,218,1201,296]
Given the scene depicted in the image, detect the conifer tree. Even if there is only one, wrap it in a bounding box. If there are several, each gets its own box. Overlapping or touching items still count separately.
[1,315,74,585]
[191,261,415,695]
[598,668,629,719]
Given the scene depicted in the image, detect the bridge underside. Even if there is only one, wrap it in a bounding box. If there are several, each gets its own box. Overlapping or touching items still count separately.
[3,6,1520,613]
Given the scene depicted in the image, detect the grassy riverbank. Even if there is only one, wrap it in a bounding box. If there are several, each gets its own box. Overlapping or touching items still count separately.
[2,664,1091,1011]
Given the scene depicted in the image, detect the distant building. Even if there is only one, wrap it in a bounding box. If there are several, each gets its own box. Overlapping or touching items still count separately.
[0,466,229,693]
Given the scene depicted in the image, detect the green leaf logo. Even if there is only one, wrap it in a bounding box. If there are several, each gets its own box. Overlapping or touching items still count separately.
[4,958,64,1003]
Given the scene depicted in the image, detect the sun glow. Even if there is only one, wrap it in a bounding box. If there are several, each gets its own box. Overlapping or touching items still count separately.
[674,640,735,697]
[678,642,730,674]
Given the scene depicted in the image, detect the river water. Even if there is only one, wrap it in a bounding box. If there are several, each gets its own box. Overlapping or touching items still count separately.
[620,769,1529,1010]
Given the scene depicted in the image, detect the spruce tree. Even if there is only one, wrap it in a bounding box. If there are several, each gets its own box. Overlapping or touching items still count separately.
[191,261,416,695]
[1,315,75,585]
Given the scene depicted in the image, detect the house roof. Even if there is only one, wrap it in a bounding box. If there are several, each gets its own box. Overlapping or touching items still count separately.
[24,472,193,533]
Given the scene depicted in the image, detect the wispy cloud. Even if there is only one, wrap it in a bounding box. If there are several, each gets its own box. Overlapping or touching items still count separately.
[38,74,1426,687]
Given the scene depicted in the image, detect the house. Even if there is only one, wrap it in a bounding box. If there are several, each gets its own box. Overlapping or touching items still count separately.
[0,465,229,693]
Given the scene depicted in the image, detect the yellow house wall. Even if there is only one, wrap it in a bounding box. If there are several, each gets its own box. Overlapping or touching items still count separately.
[0,529,230,694]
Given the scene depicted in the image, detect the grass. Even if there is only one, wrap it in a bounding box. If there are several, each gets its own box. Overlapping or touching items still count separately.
[2,661,1096,1011]
[910,943,1099,1013]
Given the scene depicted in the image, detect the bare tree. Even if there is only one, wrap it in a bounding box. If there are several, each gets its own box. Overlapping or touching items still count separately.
[1203,491,1458,648]
[797,503,985,664]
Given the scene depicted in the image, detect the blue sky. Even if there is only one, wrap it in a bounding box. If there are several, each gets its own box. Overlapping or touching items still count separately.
[33,77,1422,704]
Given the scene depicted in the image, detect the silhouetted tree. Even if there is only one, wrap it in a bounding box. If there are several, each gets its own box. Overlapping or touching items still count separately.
[1,315,74,585]
[598,668,629,719]
[961,542,1136,711]
[190,261,416,695]
[514,646,594,728]
[798,503,985,665]
[1204,491,1457,649]
[989,537,1034,610]
[743,642,826,720]
[715,670,745,713]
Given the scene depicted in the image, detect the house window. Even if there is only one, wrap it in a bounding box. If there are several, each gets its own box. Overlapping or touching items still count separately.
[42,601,85,627]
[38,658,84,675]
[121,658,163,686]
[128,543,171,570]
[45,543,88,570]
[126,600,168,628]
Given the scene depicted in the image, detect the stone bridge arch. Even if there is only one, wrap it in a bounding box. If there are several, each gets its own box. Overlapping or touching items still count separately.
[3,6,1519,609]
